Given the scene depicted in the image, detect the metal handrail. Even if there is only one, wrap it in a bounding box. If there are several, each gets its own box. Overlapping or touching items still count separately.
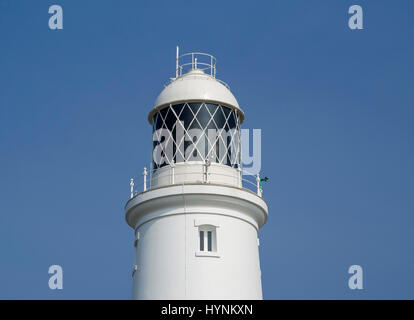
[130,165,264,199]
[216,79,230,90]
[166,47,232,90]
[176,49,217,78]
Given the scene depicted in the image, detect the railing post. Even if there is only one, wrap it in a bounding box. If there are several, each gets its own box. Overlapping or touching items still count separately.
[205,158,210,183]
[237,166,242,188]
[130,178,134,199]
[256,174,261,196]
[192,53,194,70]
[143,167,147,191]
[171,162,175,185]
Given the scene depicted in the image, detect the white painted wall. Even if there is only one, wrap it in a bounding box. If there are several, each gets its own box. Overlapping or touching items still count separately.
[151,162,241,188]
[127,184,267,300]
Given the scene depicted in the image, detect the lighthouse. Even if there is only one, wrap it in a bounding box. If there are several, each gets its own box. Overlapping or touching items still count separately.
[125,48,268,299]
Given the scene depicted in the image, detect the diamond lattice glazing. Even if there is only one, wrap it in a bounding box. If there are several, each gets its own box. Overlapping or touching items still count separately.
[152,102,241,170]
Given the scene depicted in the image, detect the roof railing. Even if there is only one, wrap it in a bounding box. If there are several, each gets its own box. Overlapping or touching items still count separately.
[173,46,230,89]
[176,47,217,78]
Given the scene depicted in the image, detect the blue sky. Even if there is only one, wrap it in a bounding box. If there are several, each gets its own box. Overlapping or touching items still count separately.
[1,0,413,299]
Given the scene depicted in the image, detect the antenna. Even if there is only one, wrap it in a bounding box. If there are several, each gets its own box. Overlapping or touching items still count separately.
[176,46,179,78]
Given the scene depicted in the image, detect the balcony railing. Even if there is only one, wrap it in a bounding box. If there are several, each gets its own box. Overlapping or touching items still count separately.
[129,165,264,199]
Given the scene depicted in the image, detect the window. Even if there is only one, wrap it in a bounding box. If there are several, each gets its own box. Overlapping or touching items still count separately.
[151,102,241,169]
[194,219,220,257]
[199,231,204,251]
[198,225,216,253]
[207,231,212,251]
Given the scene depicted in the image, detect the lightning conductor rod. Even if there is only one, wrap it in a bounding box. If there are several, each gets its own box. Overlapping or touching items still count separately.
[176,46,179,78]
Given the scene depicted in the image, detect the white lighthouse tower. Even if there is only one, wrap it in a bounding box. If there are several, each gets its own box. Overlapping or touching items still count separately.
[125,48,268,300]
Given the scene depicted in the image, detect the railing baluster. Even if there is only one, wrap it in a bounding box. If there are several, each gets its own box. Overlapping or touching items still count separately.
[143,167,147,191]
[130,178,134,199]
